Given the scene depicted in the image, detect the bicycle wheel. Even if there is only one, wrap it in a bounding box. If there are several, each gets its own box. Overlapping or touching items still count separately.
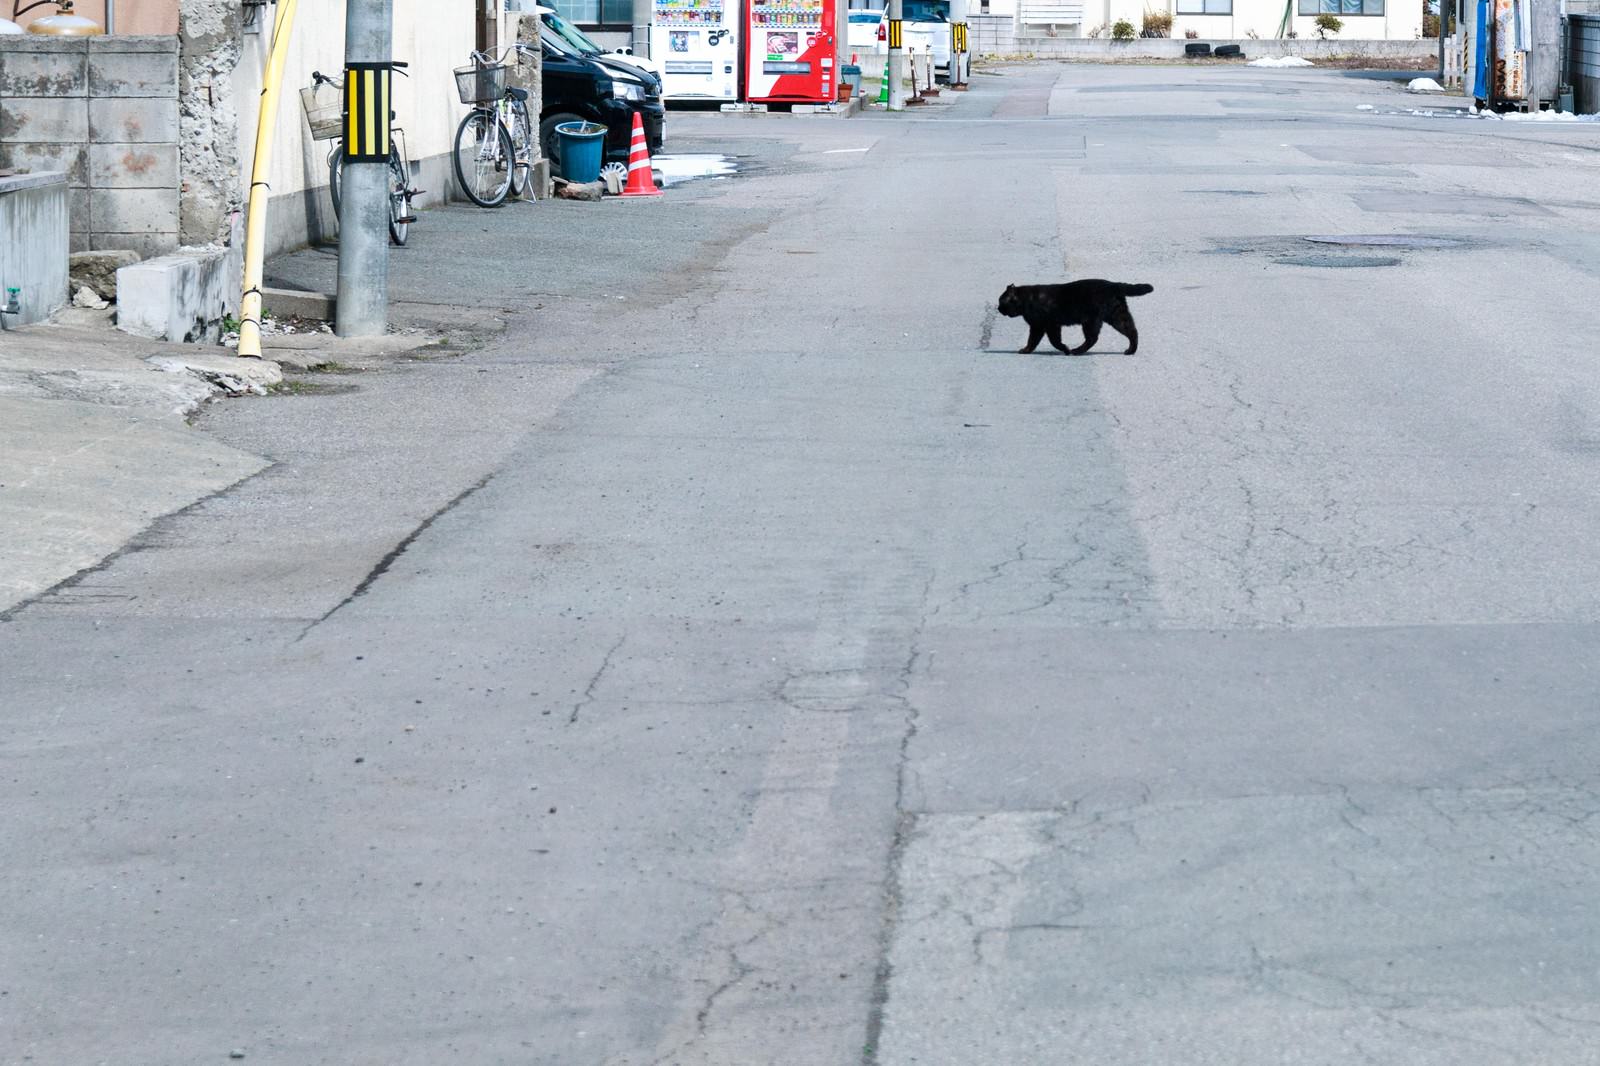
[452,109,513,208]
[507,98,534,198]
[387,151,410,246]
[328,148,343,218]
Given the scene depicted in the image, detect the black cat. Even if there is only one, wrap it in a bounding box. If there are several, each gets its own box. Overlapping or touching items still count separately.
[997,279,1154,355]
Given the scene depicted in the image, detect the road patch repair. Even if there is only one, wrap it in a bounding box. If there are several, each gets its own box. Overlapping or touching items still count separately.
[1206,233,1474,270]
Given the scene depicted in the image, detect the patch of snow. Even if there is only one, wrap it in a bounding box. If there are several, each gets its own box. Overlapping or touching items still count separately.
[1356,103,1376,111]
[1248,55,1315,68]
[1500,109,1600,122]
[1407,77,1445,93]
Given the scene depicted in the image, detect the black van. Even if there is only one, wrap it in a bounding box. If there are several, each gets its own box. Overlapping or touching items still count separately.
[540,35,666,176]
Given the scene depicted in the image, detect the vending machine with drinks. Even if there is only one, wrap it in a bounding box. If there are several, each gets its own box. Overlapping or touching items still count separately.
[650,0,740,102]
[743,0,837,104]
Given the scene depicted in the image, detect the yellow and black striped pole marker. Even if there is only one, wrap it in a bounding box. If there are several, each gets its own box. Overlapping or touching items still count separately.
[343,61,392,162]
[953,21,968,54]
[887,17,903,49]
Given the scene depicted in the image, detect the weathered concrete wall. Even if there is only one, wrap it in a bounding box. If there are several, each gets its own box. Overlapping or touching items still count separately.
[116,246,235,342]
[177,0,242,247]
[0,171,70,327]
[970,14,1434,56]
[1574,15,1600,114]
[0,34,179,257]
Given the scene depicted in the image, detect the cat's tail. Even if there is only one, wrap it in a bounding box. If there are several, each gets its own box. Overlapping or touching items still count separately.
[1117,283,1155,297]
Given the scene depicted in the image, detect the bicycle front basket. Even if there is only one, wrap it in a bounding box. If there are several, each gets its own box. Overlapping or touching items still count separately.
[454,63,507,105]
[299,82,344,141]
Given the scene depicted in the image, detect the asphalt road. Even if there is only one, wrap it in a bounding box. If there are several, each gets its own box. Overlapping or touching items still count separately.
[6,64,1600,1065]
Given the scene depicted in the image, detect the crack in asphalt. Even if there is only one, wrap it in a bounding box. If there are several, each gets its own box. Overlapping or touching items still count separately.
[296,471,495,641]
[862,570,936,1065]
[569,634,627,725]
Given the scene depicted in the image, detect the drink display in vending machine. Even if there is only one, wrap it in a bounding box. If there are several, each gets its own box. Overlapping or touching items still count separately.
[650,0,740,101]
[744,0,836,104]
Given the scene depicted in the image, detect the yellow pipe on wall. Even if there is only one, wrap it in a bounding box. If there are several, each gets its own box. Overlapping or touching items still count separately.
[238,0,300,359]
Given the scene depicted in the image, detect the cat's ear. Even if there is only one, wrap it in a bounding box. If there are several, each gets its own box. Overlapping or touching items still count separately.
[1002,284,1014,294]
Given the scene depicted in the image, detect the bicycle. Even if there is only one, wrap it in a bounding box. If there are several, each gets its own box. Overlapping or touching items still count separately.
[452,46,538,209]
[301,64,419,246]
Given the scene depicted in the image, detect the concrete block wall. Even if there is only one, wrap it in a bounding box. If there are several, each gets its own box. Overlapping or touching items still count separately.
[970,14,1019,54]
[0,34,180,258]
[0,172,69,327]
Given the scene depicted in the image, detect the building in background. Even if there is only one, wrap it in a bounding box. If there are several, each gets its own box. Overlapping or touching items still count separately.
[537,0,637,48]
[986,0,1422,38]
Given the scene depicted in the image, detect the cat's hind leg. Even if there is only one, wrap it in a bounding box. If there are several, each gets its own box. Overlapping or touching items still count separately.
[1108,307,1139,354]
[1047,325,1074,354]
[1018,323,1044,354]
[1069,319,1101,355]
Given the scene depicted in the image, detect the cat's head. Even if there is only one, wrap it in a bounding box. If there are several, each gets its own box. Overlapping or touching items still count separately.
[997,284,1021,317]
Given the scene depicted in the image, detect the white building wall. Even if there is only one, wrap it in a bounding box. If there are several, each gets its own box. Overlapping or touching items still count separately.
[234,0,478,255]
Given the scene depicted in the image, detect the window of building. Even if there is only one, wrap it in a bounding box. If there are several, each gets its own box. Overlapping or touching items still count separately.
[549,0,634,27]
[1176,0,1233,13]
[1298,0,1384,14]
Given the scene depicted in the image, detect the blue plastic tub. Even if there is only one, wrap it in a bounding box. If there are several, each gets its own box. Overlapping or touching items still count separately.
[841,64,862,98]
[555,121,607,184]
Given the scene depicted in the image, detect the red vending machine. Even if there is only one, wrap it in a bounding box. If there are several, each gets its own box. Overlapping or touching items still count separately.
[743,0,837,105]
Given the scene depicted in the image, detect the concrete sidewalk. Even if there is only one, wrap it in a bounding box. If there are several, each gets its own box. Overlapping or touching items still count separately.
[0,124,804,619]
[0,314,281,615]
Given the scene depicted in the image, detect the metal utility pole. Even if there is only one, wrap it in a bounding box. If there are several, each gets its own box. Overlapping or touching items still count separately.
[633,0,651,58]
[335,0,393,337]
[949,0,968,88]
[1437,0,1446,82]
[887,0,906,110]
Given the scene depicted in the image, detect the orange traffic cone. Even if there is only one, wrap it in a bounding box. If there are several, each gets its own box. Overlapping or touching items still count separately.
[619,112,662,198]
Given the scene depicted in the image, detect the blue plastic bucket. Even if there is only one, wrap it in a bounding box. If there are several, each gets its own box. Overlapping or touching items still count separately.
[841,64,862,98]
[555,121,607,184]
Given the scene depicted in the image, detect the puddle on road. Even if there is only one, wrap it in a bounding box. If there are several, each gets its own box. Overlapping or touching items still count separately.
[652,154,738,187]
